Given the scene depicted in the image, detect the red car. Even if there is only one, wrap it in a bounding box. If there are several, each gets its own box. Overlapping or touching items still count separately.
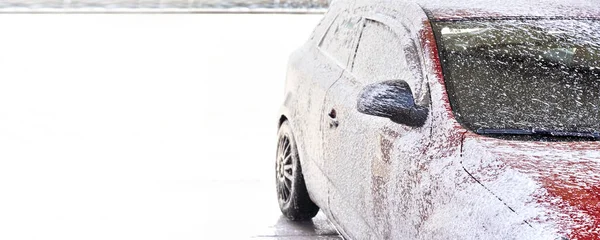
[275,0,600,239]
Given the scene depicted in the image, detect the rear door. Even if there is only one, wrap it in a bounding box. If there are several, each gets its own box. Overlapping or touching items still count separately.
[323,15,432,239]
[294,11,365,208]
[309,11,363,171]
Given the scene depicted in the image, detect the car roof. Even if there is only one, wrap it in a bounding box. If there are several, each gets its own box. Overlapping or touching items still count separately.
[349,0,600,21]
[420,0,600,20]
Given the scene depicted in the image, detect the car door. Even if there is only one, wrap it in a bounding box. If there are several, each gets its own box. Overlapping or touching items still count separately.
[293,11,365,209]
[323,15,432,239]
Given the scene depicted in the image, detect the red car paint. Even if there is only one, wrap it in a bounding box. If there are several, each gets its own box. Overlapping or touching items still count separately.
[461,132,600,239]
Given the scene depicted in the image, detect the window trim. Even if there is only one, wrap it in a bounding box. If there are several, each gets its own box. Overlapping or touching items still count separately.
[317,13,340,48]
[317,13,365,70]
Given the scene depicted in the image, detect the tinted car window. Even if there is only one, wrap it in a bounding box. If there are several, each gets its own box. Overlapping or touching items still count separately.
[351,20,410,85]
[434,20,600,134]
[319,14,363,67]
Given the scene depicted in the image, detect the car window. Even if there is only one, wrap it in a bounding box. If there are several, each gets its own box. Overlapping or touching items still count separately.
[352,19,429,106]
[434,20,600,133]
[309,9,330,41]
[319,14,363,68]
[351,20,411,85]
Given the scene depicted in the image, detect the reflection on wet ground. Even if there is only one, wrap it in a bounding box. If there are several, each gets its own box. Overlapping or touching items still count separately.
[200,180,341,239]
[252,213,342,239]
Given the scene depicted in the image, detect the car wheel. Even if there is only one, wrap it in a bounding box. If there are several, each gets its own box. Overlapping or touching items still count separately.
[276,121,319,220]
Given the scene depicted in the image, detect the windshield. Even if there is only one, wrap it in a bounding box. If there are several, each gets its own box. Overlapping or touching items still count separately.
[433,19,600,134]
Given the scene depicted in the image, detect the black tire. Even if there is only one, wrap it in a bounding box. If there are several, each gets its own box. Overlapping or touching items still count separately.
[275,121,319,221]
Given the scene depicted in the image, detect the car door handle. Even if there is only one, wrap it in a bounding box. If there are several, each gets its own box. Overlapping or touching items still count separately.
[328,108,339,128]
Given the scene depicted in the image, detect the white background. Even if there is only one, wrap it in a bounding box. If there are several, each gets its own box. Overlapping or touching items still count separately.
[0,14,323,239]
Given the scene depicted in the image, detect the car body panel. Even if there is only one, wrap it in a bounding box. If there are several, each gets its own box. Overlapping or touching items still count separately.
[461,133,600,239]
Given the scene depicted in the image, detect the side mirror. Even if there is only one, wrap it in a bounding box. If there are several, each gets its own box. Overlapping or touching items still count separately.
[357,80,428,127]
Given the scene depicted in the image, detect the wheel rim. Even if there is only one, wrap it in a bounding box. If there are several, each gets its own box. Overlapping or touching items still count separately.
[276,134,293,203]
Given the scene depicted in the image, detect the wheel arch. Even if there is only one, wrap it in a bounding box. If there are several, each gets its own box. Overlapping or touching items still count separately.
[278,114,288,129]
[276,111,309,175]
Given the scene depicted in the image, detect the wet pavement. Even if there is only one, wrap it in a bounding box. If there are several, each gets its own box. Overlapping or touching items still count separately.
[196,174,341,239]
[0,14,341,239]
[252,215,342,239]
[203,180,341,239]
